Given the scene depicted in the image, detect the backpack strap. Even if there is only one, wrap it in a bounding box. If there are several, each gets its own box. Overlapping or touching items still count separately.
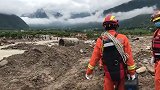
[100,32,119,58]
[114,32,118,38]
[104,32,128,64]
[153,29,159,38]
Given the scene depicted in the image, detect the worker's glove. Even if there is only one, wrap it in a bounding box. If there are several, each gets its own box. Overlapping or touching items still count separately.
[127,74,136,80]
[85,74,92,80]
[150,57,155,65]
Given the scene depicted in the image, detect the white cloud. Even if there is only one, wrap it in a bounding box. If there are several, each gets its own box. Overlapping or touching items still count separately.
[0,0,156,25]
[113,6,156,20]
[21,10,104,25]
[22,6,156,25]
[21,17,53,25]
[0,0,132,15]
[66,10,104,24]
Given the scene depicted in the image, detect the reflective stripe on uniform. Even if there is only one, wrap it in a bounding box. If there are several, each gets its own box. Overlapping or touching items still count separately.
[127,64,136,70]
[155,53,160,55]
[88,64,94,70]
[102,46,104,52]
[103,42,114,47]
[153,17,160,22]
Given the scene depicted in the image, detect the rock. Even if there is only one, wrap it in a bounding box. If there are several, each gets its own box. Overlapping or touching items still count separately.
[80,49,87,54]
[80,49,84,53]
[147,65,155,75]
[10,79,19,83]
[136,66,147,74]
[146,46,151,50]
[31,48,42,53]
[143,59,149,64]
[132,37,139,42]
[0,60,8,67]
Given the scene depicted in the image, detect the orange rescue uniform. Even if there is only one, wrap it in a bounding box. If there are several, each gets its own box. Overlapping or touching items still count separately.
[86,30,136,90]
[155,60,160,90]
[153,29,160,90]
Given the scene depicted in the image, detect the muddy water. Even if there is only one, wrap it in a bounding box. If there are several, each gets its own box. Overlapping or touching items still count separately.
[0,44,25,61]
[0,40,59,61]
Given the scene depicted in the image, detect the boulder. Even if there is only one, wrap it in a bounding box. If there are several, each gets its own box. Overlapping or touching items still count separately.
[0,60,8,67]
[136,66,147,74]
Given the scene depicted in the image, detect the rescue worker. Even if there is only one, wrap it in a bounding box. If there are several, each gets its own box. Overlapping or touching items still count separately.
[85,14,136,90]
[150,10,160,90]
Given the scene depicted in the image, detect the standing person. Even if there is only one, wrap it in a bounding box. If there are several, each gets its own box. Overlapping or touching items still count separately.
[85,14,136,90]
[150,10,160,90]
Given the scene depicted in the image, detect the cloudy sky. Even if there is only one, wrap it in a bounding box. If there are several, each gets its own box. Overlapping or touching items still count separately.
[0,0,156,25]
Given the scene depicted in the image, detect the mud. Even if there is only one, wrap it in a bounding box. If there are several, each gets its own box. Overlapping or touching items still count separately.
[0,36,156,90]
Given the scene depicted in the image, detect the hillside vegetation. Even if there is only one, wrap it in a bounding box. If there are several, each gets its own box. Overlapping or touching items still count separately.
[0,14,29,29]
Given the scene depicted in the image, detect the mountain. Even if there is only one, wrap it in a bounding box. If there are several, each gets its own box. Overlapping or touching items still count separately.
[52,12,63,18]
[103,0,160,15]
[22,0,160,29]
[101,0,160,29]
[21,8,91,19]
[0,13,29,29]
[21,8,64,19]
[21,8,48,18]
[70,12,91,19]
[119,14,153,29]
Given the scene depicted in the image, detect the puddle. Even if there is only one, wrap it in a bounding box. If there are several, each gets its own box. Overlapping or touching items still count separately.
[0,43,25,61]
[0,49,25,60]
[0,40,58,61]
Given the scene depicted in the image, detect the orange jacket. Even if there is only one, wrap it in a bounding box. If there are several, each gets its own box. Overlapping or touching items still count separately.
[86,30,136,75]
[153,29,160,90]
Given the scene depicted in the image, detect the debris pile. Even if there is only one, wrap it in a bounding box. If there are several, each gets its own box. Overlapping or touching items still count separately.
[0,36,156,90]
[0,42,93,90]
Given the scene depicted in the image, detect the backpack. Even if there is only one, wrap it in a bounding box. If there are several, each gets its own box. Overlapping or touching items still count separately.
[101,32,126,81]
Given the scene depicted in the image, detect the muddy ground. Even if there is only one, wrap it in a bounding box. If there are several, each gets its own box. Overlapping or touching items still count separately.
[0,36,155,90]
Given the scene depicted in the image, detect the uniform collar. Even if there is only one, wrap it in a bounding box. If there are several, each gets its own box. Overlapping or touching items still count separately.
[107,30,116,32]
[107,30,117,35]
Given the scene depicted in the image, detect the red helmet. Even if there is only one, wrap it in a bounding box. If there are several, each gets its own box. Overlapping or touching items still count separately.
[103,14,119,29]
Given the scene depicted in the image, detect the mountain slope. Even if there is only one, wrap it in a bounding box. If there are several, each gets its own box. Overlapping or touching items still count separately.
[103,0,160,15]
[0,13,29,29]
[102,0,160,29]
[119,14,153,29]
